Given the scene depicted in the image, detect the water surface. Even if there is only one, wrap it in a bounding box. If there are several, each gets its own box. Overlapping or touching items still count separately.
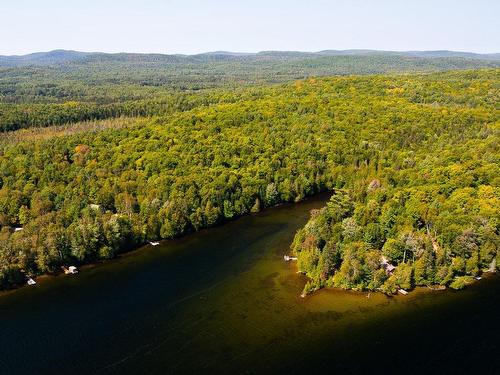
[0,193,498,374]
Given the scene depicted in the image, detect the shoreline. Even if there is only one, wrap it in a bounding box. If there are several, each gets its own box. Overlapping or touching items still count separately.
[1,191,332,297]
[297,270,498,299]
[288,254,497,299]
[290,251,498,298]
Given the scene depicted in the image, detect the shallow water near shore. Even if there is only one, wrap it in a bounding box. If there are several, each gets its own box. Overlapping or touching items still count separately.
[0,193,498,374]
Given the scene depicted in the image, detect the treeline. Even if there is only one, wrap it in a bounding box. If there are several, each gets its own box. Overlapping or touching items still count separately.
[0,91,251,132]
[0,70,498,289]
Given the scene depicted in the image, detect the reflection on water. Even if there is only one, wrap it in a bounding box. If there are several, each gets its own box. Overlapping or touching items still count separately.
[0,193,498,374]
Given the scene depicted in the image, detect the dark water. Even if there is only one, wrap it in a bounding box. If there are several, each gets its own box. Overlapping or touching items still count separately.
[0,193,499,374]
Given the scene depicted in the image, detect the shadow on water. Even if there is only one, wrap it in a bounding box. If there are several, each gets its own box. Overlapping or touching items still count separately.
[0,192,498,374]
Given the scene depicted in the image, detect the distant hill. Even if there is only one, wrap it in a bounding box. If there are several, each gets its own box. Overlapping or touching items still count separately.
[402,50,500,60]
[0,49,498,67]
[317,49,500,60]
[0,48,498,113]
[0,50,93,66]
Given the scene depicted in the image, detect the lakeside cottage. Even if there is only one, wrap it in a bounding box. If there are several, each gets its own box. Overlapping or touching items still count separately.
[385,263,396,274]
[381,256,396,275]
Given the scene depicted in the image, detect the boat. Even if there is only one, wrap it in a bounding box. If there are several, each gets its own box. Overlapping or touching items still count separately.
[283,255,297,261]
[27,278,36,286]
[148,241,160,246]
[474,276,482,281]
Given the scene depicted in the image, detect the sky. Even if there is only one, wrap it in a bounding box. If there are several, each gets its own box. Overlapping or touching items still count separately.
[1,0,499,55]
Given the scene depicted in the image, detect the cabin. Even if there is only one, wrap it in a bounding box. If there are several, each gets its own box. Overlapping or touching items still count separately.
[385,263,396,273]
[381,256,396,275]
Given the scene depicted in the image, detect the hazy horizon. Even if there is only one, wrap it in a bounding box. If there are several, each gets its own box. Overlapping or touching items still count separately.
[2,48,500,57]
[2,0,499,56]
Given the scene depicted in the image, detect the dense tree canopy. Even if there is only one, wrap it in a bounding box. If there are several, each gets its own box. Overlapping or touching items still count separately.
[0,69,498,289]
[290,71,499,294]
[1,52,498,131]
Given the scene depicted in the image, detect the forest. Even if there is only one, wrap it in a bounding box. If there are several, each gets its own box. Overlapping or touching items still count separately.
[0,68,498,290]
[1,50,499,132]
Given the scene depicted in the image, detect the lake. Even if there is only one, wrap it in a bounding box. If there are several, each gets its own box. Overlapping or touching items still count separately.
[0,193,498,374]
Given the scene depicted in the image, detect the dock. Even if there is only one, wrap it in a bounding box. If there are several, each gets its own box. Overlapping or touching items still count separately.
[62,266,78,274]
